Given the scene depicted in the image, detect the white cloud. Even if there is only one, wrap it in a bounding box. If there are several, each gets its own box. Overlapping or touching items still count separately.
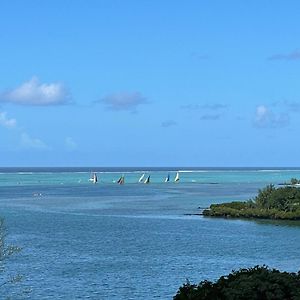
[0,111,17,128]
[20,132,49,150]
[65,137,77,150]
[254,105,289,128]
[0,77,70,106]
[101,92,147,112]
[255,105,268,123]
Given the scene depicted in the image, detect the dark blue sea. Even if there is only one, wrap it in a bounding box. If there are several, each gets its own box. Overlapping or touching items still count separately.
[1,168,300,299]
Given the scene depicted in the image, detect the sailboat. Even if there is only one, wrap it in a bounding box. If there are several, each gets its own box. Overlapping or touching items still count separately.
[138,173,145,183]
[144,175,150,184]
[174,172,180,182]
[165,173,170,182]
[89,172,98,184]
[117,175,125,185]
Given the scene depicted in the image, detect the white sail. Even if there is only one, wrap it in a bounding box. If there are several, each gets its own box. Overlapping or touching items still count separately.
[89,173,93,182]
[144,175,150,184]
[117,175,125,185]
[138,173,145,183]
[174,172,180,182]
[165,173,170,182]
[89,172,98,184]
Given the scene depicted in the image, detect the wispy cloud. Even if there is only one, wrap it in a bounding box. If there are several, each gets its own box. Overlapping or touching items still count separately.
[161,120,177,128]
[272,99,300,112]
[0,77,70,106]
[201,103,228,110]
[65,137,77,150]
[282,100,300,112]
[268,49,300,61]
[20,132,49,150]
[181,102,227,121]
[99,92,147,112]
[254,105,289,128]
[191,52,209,60]
[0,111,17,128]
[181,103,228,110]
[0,110,49,149]
[181,104,200,110]
[200,114,221,120]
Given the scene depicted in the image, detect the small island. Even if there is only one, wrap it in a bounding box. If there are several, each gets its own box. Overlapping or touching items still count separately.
[278,177,300,186]
[203,180,300,220]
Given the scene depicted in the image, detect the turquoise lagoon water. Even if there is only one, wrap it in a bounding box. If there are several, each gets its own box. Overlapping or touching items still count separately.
[1,168,300,299]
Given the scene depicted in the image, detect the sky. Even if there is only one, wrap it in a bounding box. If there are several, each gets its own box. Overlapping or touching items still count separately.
[0,0,300,167]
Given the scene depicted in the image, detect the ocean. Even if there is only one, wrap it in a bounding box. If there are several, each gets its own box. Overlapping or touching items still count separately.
[1,167,300,299]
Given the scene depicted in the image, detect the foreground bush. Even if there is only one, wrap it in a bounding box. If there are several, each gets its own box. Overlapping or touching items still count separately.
[174,266,300,300]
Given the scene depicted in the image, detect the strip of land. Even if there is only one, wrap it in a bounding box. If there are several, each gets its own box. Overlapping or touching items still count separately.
[203,181,300,220]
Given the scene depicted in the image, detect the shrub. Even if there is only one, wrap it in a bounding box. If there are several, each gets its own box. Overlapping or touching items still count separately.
[174,266,300,300]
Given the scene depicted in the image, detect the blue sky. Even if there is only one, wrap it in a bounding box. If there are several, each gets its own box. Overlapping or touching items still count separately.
[1,1,300,167]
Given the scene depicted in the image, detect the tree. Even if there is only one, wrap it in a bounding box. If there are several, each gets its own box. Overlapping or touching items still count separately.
[255,184,276,208]
[290,178,300,185]
[174,266,300,300]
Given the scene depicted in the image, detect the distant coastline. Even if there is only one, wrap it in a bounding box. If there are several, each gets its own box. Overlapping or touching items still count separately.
[1,166,300,173]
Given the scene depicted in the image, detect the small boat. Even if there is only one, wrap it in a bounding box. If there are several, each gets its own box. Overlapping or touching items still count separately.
[89,172,98,184]
[165,173,170,182]
[174,172,180,182]
[117,175,125,185]
[144,175,150,184]
[138,173,145,183]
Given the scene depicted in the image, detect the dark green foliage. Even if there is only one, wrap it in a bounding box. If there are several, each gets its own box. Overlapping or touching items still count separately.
[290,178,300,185]
[255,184,276,208]
[203,182,300,220]
[213,201,249,210]
[255,185,300,211]
[174,266,300,300]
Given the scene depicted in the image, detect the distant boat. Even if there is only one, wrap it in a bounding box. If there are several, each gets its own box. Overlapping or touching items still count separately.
[144,175,150,184]
[89,172,98,184]
[138,173,145,183]
[117,175,125,185]
[165,173,170,182]
[174,172,180,182]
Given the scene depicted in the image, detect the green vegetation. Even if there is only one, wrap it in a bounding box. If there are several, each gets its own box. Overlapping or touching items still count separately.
[174,266,300,300]
[203,182,300,220]
[290,178,300,185]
